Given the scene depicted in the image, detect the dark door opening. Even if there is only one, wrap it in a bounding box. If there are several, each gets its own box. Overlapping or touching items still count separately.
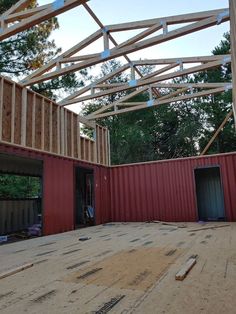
[75,167,95,228]
[194,166,225,221]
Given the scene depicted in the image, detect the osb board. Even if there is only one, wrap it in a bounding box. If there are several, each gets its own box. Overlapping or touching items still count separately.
[67,111,72,157]
[52,104,58,153]
[44,99,50,152]
[2,81,12,142]
[65,247,182,292]
[14,85,22,145]
[35,95,42,149]
[26,91,33,148]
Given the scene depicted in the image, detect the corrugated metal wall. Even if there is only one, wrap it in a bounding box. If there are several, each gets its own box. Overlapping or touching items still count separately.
[1,143,236,236]
[0,143,111,236]
[110,153,236,222]
[0,199,39,234]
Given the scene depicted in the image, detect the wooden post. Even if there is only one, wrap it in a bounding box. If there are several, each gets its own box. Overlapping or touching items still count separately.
[32,94,36,148]
[57,106,60,154]
[229,0,236,126]
[11,83,16,143]
[21,88,27,146]
[41,98,45,150]
[71,112,74,157]
[0,78,3,141]
[77,116,81,159]
[49,101,53,152]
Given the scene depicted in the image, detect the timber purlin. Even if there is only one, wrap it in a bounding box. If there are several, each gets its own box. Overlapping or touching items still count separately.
[0,75,109,166]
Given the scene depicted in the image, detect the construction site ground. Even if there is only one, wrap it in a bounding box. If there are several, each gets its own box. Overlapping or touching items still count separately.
[0,222,235,314]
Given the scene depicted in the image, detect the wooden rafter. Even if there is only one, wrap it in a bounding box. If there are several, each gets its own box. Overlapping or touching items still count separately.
[0,0,89,41]
[200,110,234,155]
[20,8,229,86]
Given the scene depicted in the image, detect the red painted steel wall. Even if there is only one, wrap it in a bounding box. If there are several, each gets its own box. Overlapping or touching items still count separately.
[0,143,111,235]
[110,153,236,222]
[43,156,74,235]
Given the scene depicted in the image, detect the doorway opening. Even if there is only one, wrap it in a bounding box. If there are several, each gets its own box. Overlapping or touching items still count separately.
[194,166,225,221]
[75,167,95,228]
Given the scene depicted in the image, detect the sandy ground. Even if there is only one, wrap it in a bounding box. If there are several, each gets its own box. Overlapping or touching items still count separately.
[0,222,236,313]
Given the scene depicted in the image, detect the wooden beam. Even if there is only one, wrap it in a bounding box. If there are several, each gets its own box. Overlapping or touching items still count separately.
[32,94,36,148]
[0,78,3,141]
[49,101,53,152]
[175,257,197,281]
[0,263,33,280]
[0,0,89,41]
[200,110,233,155]
[229,0,236,125]
[11,83,16,143]
[21,88,27,146]
[106,8,228,32]
[89,86,228,119]
[132,55,224,66]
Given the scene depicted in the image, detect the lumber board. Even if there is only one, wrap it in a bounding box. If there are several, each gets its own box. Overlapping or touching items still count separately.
[106,8,228,31]
[201,110,233,155]
[0,0,89,41]
[89,86,228,119]
[188,224,230,232]
[175,257,197,281]
[0,263,33,280]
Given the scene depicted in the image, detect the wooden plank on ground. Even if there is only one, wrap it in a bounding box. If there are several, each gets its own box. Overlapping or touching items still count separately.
[175,256,197,281]
[0,263,33,280]
[150,220,187,228]
[188,224,230,232]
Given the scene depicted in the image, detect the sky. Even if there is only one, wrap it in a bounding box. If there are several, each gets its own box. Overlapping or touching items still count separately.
[37,0,230,112]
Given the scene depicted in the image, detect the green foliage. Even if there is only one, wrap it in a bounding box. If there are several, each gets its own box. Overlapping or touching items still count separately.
[0,175,41,199]
[194,32,236,154]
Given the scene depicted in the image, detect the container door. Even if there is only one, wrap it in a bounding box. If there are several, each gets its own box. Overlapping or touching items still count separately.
[195,167,225,221]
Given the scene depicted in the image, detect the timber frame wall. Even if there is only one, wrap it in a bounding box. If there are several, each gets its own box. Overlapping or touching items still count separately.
[0,76,109,165]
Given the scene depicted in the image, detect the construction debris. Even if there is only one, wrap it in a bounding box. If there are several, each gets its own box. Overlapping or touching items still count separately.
[175,255,197,281]
[79,237,91,241]
[0,263,33,280]
[188,224,230,232]
[148,220,187,228]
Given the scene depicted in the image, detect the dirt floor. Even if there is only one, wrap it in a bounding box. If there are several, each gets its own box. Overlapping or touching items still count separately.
[0,222,236,313]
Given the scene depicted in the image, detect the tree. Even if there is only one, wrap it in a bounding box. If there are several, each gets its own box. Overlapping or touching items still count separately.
[0,0,86,99]
[0,174,41,199]
[194,32,236,154]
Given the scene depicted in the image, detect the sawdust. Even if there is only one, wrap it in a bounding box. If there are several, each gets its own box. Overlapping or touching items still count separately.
[65,247,182,291]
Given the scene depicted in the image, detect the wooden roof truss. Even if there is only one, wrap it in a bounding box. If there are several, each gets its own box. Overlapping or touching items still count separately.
[0,1,234,131]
